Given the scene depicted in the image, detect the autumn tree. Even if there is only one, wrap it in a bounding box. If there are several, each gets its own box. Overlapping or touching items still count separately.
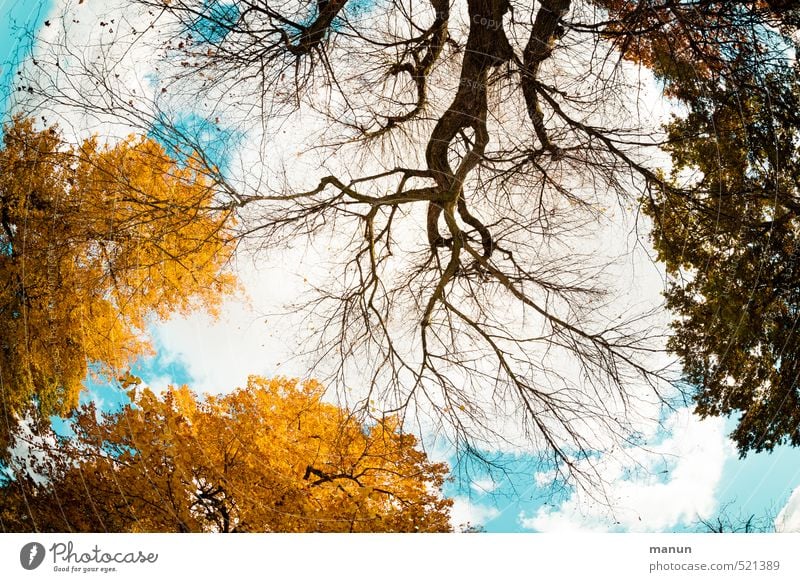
[646,65,800,455]
[0,376,452,533]
[0,117,236,452]
[694,502,776,534]
[595,1,800,454]
[14,0,799,485]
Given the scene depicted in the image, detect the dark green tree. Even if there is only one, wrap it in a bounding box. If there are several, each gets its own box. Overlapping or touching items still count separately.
[633,7,800,454]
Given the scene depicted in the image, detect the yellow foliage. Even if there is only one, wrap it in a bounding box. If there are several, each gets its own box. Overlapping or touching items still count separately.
[2,377,452,533]
[0,117,235,435]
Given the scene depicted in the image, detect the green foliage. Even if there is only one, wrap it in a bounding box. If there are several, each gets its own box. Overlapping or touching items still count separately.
[645,57,800,454]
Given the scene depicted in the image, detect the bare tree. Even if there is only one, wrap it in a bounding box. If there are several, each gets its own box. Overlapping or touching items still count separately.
[13,0,685,492]
[696,501,777,533]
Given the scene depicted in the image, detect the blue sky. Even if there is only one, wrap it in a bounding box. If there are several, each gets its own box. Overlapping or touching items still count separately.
[443,416,800,532]
[0,0,53,119]
[715,422,800,526]
[148,111,244,177]
[3,0,800,533]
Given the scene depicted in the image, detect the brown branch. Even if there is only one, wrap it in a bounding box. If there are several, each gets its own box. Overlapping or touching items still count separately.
[519,0,571,155]
[425,0,513,249]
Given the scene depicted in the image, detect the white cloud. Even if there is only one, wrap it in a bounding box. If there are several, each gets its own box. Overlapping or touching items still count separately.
[6,417,62,485]
[470,478,499,494]
[775,486,800,532]
[15,0,175,141]
[152,243,325,393]
[520,408,736,532]
[139,373,176,394]
[449,497,500,531]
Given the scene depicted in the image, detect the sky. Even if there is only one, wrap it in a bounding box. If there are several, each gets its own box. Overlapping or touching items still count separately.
[0,0,52,115]
[3,0,800,533]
